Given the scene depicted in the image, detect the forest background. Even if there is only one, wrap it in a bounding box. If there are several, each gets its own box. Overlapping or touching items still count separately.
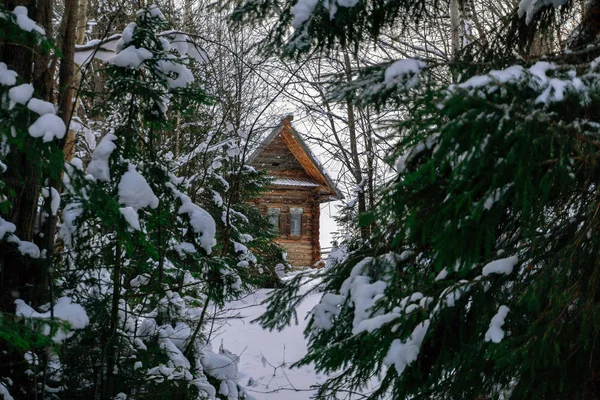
[1,0,600,399]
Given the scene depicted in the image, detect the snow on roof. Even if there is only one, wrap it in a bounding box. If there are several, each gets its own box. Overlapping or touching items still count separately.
[272,178,320,187]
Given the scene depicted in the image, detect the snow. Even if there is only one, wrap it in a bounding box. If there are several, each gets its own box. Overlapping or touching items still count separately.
[157,59,194,88]
[435,268,448,281]
[334,0,359,8]
[7,236,40,258]
[459,66,524,89]
[14,296,89,343]
[41,186,61,216]
[233,241,248,254]
[216,276,329,399]
[529,61,554,84]
[354,312,401,334]
[291,0,318,29]
[74,42,115,65]
[119,206,140,230]
[118,164,159,210]
[173,242,197,257]
[200,346,238,381]
[485,305,510,343]
[0,216,16,240]
[28,114,67,142]
[110,46,153,69]
[159,335,190,369]
[24,351,39,365]
[324,0,360,18]
[489,66,525,83]
[396,134,439,173]
[482,184,512,210]
[169,33,190,55]
[117,23,136,51]
[456,61,585,107]
[172,188,216,254]
[383,319,430,376]
[12,6,46,35]
[312,256,392,335]
[272,178,319,187]
[482,256,519,276]
[384,59,426,88]
[27,98,56,115]
[58,202,83,248]
[348,277,387,335]
[535,77,571,104]
[8,83,34,109]
[86,134,117,182]
[312,293,344,330]
[130,273,151,287]
[0,62,18,86]
[0,381,14,400]
[518,0,567,24]
[239,234,253,243]
[148,4,166,20]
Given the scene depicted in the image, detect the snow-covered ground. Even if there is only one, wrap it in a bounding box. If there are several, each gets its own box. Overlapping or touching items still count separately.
[214,274,325,399]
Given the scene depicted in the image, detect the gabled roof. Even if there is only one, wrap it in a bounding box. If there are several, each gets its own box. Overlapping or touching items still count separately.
[248,116,343,201]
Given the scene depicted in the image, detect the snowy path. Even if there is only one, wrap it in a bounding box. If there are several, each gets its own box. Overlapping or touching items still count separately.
[213,277,325,400]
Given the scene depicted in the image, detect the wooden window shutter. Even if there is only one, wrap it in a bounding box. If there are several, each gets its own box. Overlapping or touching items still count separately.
[301,213,308,236]
[280,212,290,236]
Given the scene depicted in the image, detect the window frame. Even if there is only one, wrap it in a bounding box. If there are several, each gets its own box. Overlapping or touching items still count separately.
[268,208,280,233]
[289,207,303,236]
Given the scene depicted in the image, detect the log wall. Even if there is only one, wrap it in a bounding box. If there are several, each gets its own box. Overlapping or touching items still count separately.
[250,187,321,267]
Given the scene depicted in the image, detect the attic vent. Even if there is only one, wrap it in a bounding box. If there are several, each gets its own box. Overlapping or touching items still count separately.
[271,162,280,166]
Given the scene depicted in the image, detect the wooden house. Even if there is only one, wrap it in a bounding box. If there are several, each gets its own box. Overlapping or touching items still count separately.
[248,116,342,267]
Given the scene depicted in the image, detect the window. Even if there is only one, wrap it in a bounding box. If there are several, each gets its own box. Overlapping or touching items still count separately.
[268,208,280,233]
[290,207,303,236]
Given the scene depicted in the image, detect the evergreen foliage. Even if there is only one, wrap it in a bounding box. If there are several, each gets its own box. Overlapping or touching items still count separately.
[246,0,600,398]
[0,3,283,398]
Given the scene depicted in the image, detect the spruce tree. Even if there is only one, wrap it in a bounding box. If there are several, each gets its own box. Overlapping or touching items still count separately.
[56,6,255,398]
[1,4,278,398]
[238,0,600,398]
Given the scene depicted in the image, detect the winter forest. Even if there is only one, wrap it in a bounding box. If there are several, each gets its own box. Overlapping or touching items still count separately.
[1,0,600,398]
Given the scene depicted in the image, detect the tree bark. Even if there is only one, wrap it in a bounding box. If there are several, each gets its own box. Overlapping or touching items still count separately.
[0,3,56,397]
[343,51,369,239]
[59,0,79,161]
[450,0,461,82]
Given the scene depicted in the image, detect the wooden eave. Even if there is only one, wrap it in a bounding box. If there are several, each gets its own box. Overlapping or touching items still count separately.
[248,118,343,201]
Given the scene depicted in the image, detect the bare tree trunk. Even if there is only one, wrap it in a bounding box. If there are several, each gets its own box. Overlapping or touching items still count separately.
[0,0,54,310]
[33,0,53,100]
[450,0,461,82]
[183,0,194,31]
[0,2,56,397]
[360,108,376,211]
[450,0,460,56]
[343,51,369,239]
[60,0,79,161]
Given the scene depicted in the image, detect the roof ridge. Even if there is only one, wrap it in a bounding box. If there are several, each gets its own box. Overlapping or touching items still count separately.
[247,117,343,200]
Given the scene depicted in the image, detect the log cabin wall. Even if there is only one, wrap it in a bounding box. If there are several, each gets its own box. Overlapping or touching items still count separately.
[248,116,341,267]
[250,187,321,267]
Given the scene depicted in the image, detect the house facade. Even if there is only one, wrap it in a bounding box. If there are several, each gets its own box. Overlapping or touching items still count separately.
[248,116,342,267]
